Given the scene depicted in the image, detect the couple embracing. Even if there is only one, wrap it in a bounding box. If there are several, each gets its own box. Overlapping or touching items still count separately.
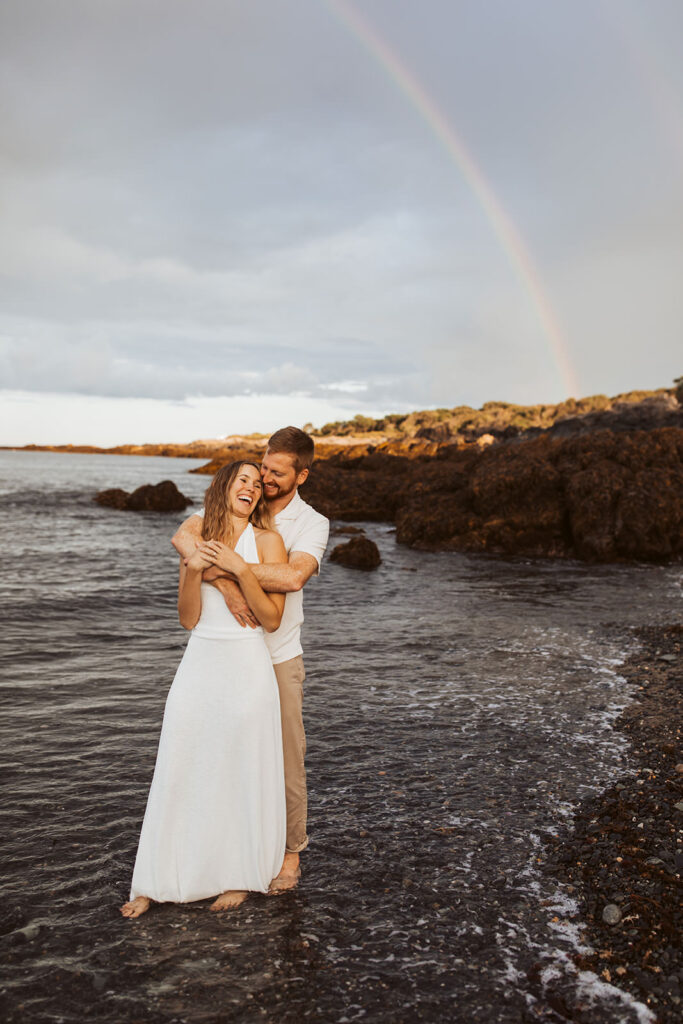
[121,427,329,918]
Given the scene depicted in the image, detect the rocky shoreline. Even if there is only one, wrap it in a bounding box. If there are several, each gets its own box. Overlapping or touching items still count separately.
[299,427,683,564]
[12,389,682,564]
[542,623,682,1022]
[5,387,680,465]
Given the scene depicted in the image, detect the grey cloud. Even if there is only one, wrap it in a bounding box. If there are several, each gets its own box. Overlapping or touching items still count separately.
[1,0,681,418]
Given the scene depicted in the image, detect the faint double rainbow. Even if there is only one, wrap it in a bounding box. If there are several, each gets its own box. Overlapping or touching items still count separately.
[323,0,579,399]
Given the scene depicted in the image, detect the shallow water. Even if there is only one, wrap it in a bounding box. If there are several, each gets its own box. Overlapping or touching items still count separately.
[0,450,680,1023]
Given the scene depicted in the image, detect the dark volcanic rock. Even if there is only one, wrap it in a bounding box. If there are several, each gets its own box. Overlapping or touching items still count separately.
[300,428,683,563]
[126,480,193,511]
[329,536,381,570]
[546,393,682,439]
[94,480,193,512]
[93,488,129,510]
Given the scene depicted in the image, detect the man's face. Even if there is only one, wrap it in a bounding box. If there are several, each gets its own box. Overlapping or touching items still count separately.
[260,450,303,502]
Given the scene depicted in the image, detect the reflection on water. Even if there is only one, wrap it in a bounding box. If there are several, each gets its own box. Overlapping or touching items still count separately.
[0,451,678,1022]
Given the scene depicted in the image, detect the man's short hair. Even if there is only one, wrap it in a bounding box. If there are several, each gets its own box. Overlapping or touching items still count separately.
[267,426,315,472]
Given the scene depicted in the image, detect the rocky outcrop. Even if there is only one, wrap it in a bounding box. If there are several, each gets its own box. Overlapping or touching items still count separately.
[300,428,683,564]
[11,388,680,470]
[329,536,382,570]
[93,488,129,510]
[533,393,682,440]
[94,480,193,512]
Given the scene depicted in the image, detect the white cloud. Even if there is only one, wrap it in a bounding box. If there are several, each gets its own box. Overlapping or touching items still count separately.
[0,389,382,447]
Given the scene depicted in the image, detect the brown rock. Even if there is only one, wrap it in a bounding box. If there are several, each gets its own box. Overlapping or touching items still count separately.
[301,428,683,563]
[475,433,496,448]
[93,488,129,510]
[126,481,193,511]
[94,480,193,512]
[329,536,382,571]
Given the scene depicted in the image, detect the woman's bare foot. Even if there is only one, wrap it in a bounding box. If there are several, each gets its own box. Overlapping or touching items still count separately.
[210,890,248,911]
[269,852,301,894]
[120,896,151,918]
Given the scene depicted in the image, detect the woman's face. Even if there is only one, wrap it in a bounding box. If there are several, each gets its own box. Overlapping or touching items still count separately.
[228,464,263,518]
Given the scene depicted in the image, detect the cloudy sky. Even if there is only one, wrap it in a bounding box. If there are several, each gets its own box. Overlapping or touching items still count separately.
[1,0,682,445]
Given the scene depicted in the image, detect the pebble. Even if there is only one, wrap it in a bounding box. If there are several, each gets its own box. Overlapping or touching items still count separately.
[674,802,683,814]
[16,922,41,941]
[602,904,622,925]
[658,654,677,662]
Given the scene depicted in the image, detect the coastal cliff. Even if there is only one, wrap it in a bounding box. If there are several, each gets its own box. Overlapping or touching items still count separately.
[299,427,682,563]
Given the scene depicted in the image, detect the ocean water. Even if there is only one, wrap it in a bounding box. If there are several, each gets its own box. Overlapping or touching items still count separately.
[0,450,679,1023]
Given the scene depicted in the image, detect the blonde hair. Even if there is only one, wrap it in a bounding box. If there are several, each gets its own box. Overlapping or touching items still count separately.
[202,461,272,546]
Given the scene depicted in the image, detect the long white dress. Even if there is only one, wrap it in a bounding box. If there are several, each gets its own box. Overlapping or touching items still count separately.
[129,524,286,902]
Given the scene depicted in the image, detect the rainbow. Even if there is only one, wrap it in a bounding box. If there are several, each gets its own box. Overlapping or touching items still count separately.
[323,0,579,398]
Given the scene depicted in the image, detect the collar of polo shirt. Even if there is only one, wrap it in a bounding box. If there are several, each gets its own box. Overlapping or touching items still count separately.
[274,490,304,521]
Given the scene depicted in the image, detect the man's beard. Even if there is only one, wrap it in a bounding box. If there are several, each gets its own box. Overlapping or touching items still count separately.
[263,482,283,501]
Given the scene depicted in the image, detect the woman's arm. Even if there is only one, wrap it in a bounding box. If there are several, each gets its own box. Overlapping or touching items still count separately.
[198,531,287,633]
[177,549,212,630]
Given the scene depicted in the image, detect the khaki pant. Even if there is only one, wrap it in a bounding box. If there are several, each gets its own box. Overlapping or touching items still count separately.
[273,655,308,853]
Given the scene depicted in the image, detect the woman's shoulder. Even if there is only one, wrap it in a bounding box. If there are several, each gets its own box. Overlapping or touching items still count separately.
[253,525,283,546]
[253,525,287,558]
[253,525,278,539]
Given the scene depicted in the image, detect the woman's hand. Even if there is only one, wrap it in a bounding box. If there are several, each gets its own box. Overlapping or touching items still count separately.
[198,541,247,577]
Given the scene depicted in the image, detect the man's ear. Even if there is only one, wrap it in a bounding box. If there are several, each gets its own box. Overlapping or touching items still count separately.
[297,467,309,487]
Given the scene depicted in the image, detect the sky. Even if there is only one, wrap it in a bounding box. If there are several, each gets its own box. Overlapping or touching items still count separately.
[1,0,682,445]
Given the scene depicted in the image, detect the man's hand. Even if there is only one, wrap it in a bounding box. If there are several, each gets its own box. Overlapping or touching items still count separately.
[211,578,259,629]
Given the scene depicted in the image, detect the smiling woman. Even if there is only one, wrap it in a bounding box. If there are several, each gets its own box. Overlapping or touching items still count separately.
[121,460,289,918]
[200,461,273,549]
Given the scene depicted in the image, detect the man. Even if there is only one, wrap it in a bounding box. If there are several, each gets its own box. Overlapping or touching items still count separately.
[171,426,329,892]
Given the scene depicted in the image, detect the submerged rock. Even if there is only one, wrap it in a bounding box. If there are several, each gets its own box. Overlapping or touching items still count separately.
[94,480,193,512]
[329,536,381,571]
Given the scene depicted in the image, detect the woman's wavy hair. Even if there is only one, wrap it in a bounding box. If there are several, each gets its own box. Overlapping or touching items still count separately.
[201,461,272,545]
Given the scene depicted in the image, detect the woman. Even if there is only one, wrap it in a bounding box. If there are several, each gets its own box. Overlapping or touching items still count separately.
[120,461,288,918]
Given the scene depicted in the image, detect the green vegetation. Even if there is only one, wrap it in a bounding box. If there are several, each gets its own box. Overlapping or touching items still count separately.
[314,386,675,440]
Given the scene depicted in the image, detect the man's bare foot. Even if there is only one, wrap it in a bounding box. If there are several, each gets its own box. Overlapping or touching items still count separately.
[210,890,248,911]
[120,896,151,918]
[269,852,301,894]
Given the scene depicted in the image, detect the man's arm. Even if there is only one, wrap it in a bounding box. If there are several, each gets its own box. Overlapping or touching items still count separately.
[248,551,319,594]
[172,514,204,559]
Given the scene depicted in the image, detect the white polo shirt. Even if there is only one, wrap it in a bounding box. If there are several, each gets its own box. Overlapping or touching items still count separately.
[194,490,329,665]
[265,491,329,664]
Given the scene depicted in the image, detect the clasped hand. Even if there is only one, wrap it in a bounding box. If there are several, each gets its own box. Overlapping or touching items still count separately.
[196,540,246,577]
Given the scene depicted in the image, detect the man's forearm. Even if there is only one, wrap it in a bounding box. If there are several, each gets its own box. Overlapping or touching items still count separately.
[171,516,204,559]
[249,562,304,593]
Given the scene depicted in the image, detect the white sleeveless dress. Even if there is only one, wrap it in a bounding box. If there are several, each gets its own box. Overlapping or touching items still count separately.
[129,524,286,902]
